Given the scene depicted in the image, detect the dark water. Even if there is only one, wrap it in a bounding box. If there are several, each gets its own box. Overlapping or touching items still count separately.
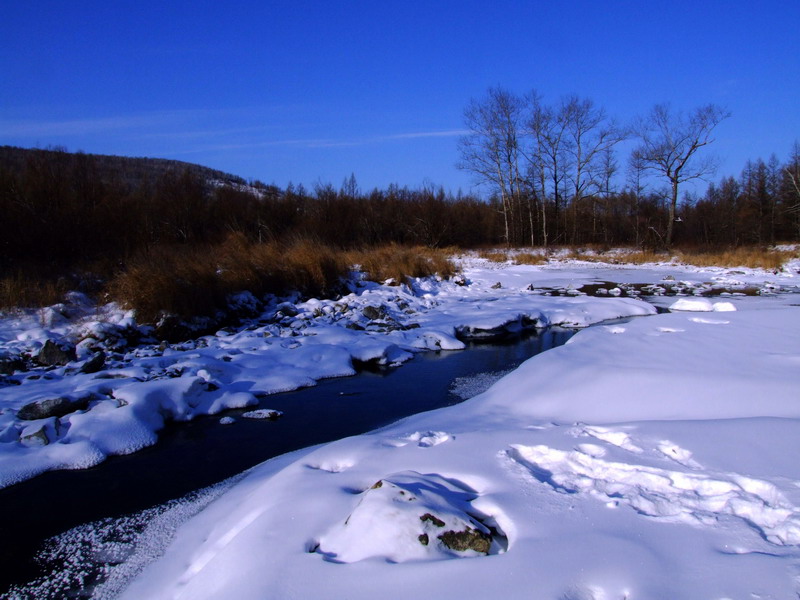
[0,328,573,593]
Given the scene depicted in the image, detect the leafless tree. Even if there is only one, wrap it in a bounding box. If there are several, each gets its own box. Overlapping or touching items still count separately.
[627,149,648,246]
[633,103,730,248]
[561,95,625,242]
[523,91,552,247]
[457,87,526,246]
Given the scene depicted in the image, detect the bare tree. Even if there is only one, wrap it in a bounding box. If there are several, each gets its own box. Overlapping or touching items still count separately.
[529,100,570,244]
[785,142,800,238]
[633,103,730,248]
[523,91,552,247]
[627,149,648,246]
[561,95,624,242]
[457,87,526,246]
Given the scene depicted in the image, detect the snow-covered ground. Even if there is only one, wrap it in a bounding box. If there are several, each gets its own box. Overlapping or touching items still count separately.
[0,258,664,489]
[3,253,800,598]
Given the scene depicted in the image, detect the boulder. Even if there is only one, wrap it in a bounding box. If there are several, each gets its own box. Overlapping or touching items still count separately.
[35,340,76,366]
[17,395,92,420]
[0,354,25,375]
[362,305,389,321]
[79,351,106,374]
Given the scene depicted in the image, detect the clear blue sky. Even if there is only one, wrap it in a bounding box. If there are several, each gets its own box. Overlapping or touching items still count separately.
[2,1,798,196]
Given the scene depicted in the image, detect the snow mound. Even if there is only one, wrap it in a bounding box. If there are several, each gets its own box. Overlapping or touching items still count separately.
[669,297,714,311]
[315,471,505,563]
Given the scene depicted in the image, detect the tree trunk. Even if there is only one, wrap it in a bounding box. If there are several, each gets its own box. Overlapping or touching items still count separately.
[666,179,678,248]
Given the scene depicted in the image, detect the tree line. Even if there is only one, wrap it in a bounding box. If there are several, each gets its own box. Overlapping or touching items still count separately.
[457,87,800,248]
[1,130,799,285]
[0,147,500,280]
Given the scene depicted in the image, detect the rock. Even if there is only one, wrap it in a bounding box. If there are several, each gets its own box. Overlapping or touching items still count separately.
[35,340,76,367]
[453,274,470,287]
[276,302,299,317]
[21,425,49,446]
[438,527,492,554]
[491,282,502,289]
[79,351,106,374]
[17,395,92,420]
[420,513,446,527]
[153,315,194,343]
[0,354,25,375]
[362,305,388,321]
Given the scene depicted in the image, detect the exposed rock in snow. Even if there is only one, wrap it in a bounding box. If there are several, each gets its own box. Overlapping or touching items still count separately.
[35,339,76,366]
[16,395,92,420]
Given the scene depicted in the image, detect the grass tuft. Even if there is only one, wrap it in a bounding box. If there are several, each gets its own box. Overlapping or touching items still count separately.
[109,235,349,322]
[478,250,510,263]
[353,245,457,284]
[513,252,548,266]
[676,247,798,270]
[0,273,69,310]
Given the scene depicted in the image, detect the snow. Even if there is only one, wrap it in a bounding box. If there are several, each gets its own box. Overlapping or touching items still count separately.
[0,261,658,489]
[3,252,800,598]
[114,292,800,600]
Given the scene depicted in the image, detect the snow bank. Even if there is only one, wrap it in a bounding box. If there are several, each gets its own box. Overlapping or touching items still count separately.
[0,265,655,488]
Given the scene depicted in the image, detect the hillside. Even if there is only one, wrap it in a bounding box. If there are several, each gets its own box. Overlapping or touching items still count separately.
[0,145,250,191]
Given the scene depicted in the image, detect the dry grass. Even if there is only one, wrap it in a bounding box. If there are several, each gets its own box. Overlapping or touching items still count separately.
[108,245,223,322]
[0,273,69,310]
[478,250,510,263]
[353,244,457,284]
[109,235,350,322]
[676,247,798,270]
[513,252,548,266]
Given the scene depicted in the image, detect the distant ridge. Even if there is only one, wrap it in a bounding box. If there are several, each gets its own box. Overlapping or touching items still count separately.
[0,145,250,190]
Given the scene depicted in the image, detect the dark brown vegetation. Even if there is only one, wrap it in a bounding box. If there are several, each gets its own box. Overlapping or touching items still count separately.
[0,148,471,318]
[1,145,798,321]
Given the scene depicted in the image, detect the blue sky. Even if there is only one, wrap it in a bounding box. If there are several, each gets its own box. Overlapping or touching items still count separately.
[2,1,798,195]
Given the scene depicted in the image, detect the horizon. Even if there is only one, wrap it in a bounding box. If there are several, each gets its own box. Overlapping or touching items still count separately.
[2,1,798,197]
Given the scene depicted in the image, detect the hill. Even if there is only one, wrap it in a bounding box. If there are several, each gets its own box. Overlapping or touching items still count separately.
[0,145,250,191]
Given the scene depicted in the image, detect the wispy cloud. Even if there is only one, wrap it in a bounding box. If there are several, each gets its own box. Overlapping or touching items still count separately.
[386,130,469,140]
[0,110,214,138]
[164,129,468,155]
[303,129,469,149]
